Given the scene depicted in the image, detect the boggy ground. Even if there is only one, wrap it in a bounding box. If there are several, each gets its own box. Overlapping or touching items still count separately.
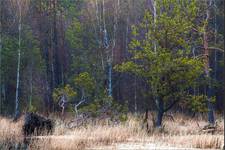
[0,112,223,150]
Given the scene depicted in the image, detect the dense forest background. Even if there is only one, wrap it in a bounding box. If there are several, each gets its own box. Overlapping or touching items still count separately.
[0,0,224,125]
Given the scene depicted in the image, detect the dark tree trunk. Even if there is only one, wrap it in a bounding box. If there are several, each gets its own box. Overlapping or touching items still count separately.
[203,0,215,125]
[156,98,164,127]
[0,0,2,115]
[144,109,149,130]
[207,85,215,124]
[156,109,163,127]
[53,0,61,86]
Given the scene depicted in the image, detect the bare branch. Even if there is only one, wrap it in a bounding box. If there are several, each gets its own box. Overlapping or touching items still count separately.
[74,99,86,116]
[208,47,224,52]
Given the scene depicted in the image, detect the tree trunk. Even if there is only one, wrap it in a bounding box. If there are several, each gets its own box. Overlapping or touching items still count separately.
[53,0,61,86]
[108,63,112,97]
[134,76,137,114]
[143,109,149,130]
[152,0,161,128]
[153,0,156,53]
[156,110,163,127]
[203,0,215,125]
[15,3,22,118]
[213,0,217,105]
[155,98,164,127]
[29,60,33,110]
[0,0,2,114]
[107,0,119,97]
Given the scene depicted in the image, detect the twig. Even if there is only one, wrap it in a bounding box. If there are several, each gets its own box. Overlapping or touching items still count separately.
[74,99,86,116]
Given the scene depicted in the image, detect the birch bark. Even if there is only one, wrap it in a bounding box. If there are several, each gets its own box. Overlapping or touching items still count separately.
[15,1,22,117]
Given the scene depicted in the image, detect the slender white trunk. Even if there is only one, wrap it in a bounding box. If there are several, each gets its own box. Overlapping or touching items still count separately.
[95,0,105,70]
[15,4,22,117]
[152,0,159,113]
[74,88,85,117]
[102,0,111,96]
[108,0,119,97]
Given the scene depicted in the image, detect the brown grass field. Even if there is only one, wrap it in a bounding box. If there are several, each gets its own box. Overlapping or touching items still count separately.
[0,113,224,150]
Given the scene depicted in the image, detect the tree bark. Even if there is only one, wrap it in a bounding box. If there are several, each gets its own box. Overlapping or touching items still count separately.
[203,0,215,125]
[29,58,33,110]
[15,2,22,118]
[0,0,2,114]
[155,98,164,127]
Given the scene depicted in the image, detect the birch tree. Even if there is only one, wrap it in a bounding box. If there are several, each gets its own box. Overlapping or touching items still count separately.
[10,0,30,118]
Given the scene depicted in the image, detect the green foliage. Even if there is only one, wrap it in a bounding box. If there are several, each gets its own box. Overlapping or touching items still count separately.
[59,0,83,18]
[64,2,106,101]
[1,35,17,83]
[28,104,37,113]
[74,72,95,94]
[53,84,77,103]
[79,96,128,122]
[21,26,45,73]
[184,95,216,113]
[66,18,83,50]
[115,0,204,109]
[1,26,46,114]
[66,15,100,79]
[1,0,223,116]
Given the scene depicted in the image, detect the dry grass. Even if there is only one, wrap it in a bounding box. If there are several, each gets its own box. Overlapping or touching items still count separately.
[0,116,24,142]
[163,113,224,135]
[0,113,224,150]
[29,116,147,150]
[0,116,24,149]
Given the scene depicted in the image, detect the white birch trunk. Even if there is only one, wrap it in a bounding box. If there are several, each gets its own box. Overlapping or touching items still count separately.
[15,2,22,117]
[152,0,158,111]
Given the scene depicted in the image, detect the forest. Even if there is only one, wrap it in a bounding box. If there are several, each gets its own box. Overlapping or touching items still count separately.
[0,0,224,149]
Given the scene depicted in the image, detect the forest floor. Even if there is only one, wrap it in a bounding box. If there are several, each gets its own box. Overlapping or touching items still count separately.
[0,113,224,150]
